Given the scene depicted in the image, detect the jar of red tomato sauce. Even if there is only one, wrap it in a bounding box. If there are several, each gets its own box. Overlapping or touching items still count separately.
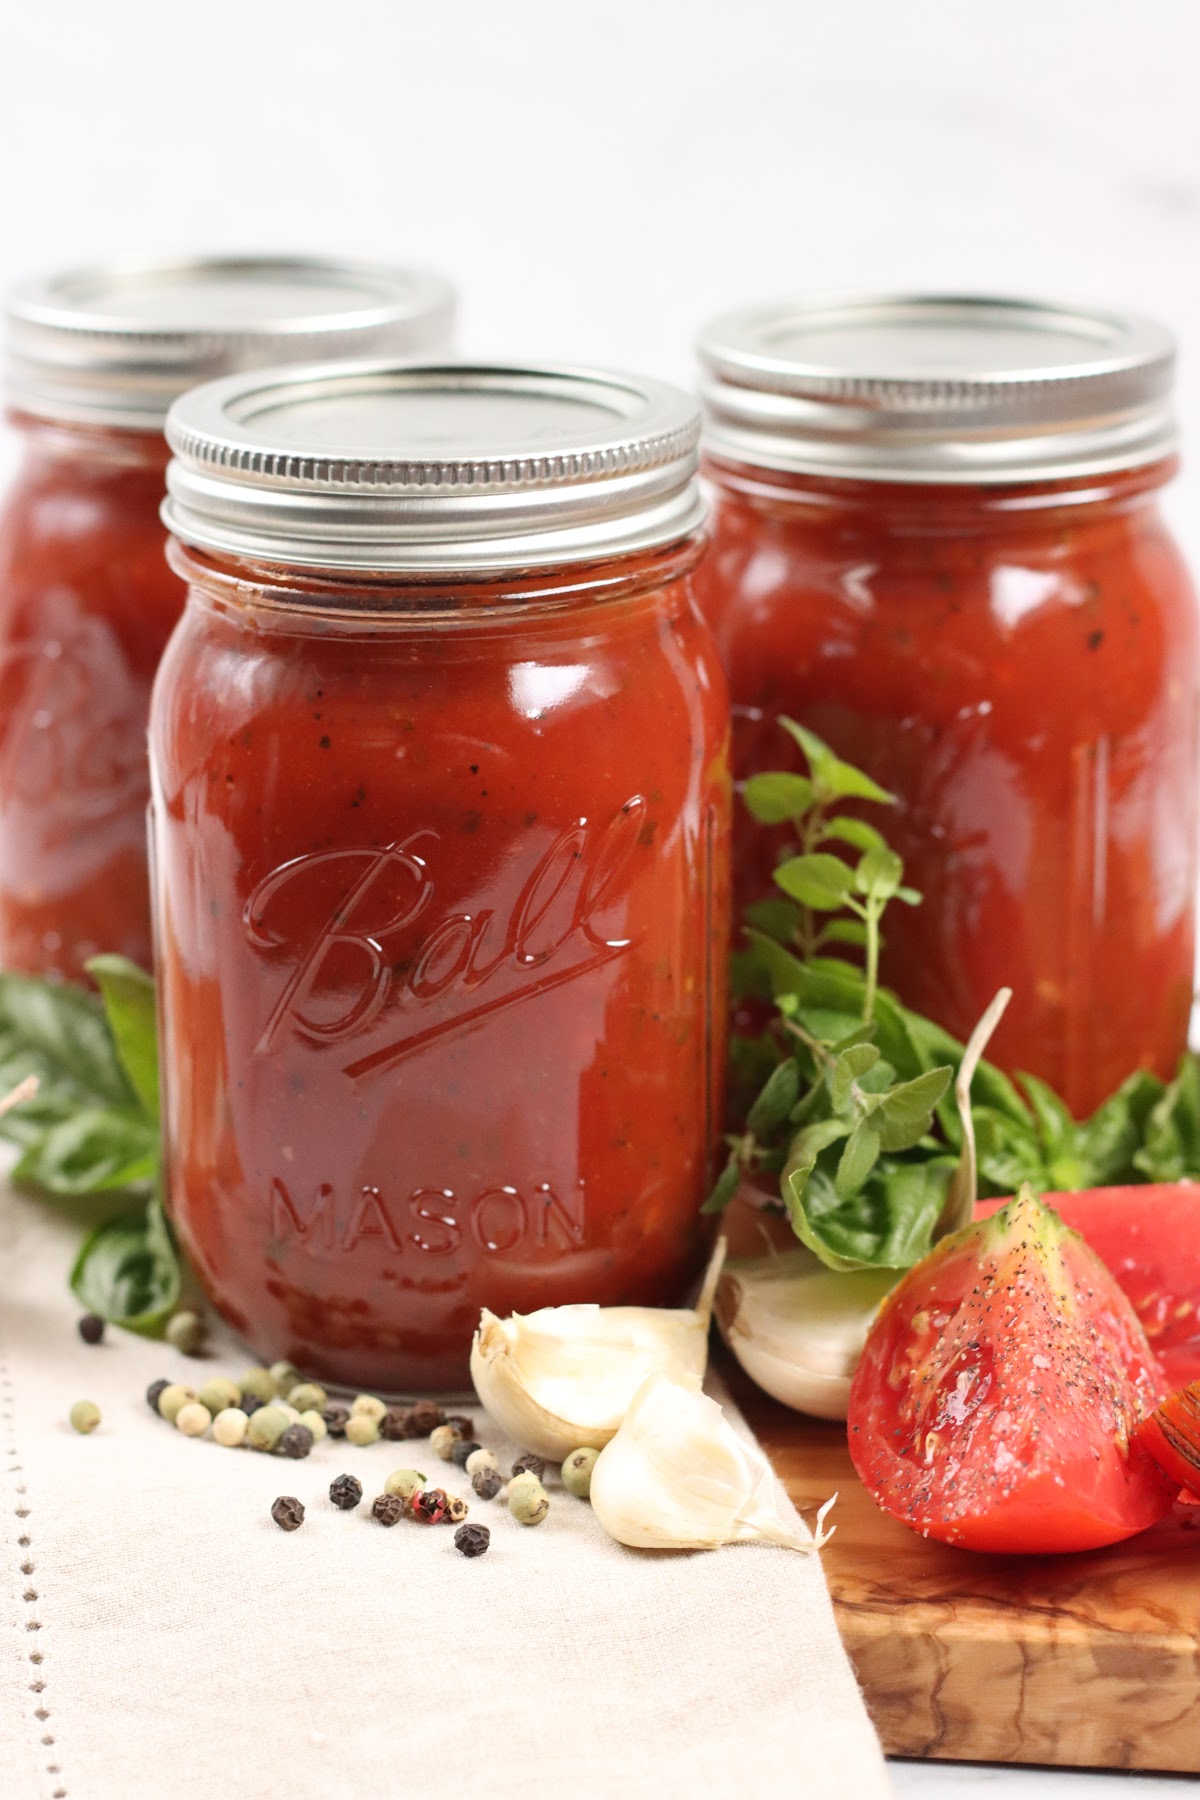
[152,361,730,1392]
[695,296,1199,1116]
[0,257,454,980]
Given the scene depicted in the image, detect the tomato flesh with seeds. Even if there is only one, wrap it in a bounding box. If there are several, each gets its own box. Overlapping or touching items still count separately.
[849,1191,1177,1553]
[977,1184,1200,1389]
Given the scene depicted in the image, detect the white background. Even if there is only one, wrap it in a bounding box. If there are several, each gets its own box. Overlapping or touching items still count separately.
[3,4,1199,1795]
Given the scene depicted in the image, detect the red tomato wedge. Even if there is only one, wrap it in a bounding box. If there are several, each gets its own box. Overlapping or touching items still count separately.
[849,1189,1177,1553]
[1135,1380,1200,1499]
[976,1184,1200,1389]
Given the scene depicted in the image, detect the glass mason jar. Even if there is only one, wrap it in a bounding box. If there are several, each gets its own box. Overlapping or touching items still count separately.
[695,296,1199,1117]
[0,256,454,980]
[152,361,730,1392]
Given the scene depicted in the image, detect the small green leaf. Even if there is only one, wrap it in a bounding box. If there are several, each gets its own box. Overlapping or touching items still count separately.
[854,844,904,902]
[1076,1068,1165,1186]
[742,772,815,824]
[87,956,158,1122]
[701,1155,743,1216]
[12,1107,159,1195]
[70,1197,180,1333]
[0,973,133,1110]
[821,816,888,855]
[875,1066,953,1152]
[831,1043,881,1113]
[743,896,802,943]
[747,1059,803,1136]
[836,1122,881,1196]
[1018,1072,1079,1157]
[1134,1053,1200,1182]
[819,919,870,950]
[774,853,856,911]
[778,718,896,806]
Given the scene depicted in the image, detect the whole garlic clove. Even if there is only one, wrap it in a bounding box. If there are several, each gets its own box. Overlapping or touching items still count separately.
[589,1373,834,1553]
[470,1238,726,1462]
[715,1246,896,1420]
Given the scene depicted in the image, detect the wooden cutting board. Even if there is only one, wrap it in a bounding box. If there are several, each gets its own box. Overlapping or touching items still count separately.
[733,1373,1200,1773]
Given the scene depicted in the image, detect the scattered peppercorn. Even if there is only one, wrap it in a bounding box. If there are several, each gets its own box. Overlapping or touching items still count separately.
[240,1368,278,1404]
[198,1377,241,1417]
[430,1423,461,1461]
[507,1471,550,1526]
[287,1382,327,1414]
[450,1439,482,1469]
[146,1378,170,1414]
[271,1495,304,1532]
[77,1313,105,1345]
[175,1401,212,1437]
[329,1473,363,1510]
[247,1404,290,1452]
[323,1401,351,1437]
[471,1467,504,1501]
[561,1447,601,1498]
[465,1447,499,1479]
[276,1402,302,1425]
[157,1383,195,1424]
[444,1413,474,1437]
[277,1423,314,1460]
[241,1393,265,1418]
[270,1360,302,1395]
[512,1453,546,1481]
[454,1523,490,1558]
[402,1400,444,1436]
[350,1393,387,1425]
[165,1310,207,1356]
[380,1406,409,1441]
[345,1413,380,1447]
[445,1494,470,1524]
[411,1487,449,1524]
[298,1408,327,1442]
[383,1468,426,1501]
[213,1407,249,1447]
[69,1399,101,1434]
[372,1493,406,1527]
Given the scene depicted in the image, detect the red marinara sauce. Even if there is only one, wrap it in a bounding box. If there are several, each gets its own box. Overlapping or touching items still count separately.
[0,257,454,980]
[695,296,1199,1116]
[153,361,730,1392]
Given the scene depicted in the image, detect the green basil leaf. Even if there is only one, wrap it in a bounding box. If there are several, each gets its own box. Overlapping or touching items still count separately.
[12,1107,159,1195]
[0,973,134,1112]
[773,853,856,911]
[742,771,815,824]
[836,1121,881,1196]
[874,1066,953,1152]
[821,816,888,855]
[778,718,896,806]
[69,1197,180,1333]
[1134,1053,1200,1182]
[701,1154,743,1216]
[86,956,158,1122]
[747,1058,803,1136]
[1075,1068,1164,1186]
[786,1156,952,1271]
[1018,1072,1079,1156]
[831,1043,881,1113]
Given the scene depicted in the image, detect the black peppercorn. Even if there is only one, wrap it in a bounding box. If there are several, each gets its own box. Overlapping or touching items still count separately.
[323,1401,351,1438]
[403,1400,444,1436]
[277,1423,314,1460]
[454,1522,490,1558]
[512,1453,546,1480]
[444,1413,474,1439]
[271,1495,304,1531]
[372,1493,405,1526]
[78,1313,105,1345]
[146,1378,169,1414]
[450,1439,482,1468]
[471,1467,504,1501]
[329,1473,363,1510]
[241,1393,265,1417]
[380,1406,409,1441]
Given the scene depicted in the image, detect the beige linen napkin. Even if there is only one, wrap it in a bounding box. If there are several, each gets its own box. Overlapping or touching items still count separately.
[1,1185,888,1800]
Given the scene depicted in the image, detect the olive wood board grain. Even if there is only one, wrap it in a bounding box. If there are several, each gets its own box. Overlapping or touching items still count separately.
[732,1371,1200,1773]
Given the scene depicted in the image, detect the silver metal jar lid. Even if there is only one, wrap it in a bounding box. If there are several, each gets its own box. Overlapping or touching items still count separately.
[697,294,1178,484]
[5,256,456,431]
[162,359,704,574]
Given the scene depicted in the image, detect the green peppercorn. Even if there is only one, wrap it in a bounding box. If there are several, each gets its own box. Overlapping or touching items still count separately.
[329,1473,362,1510]
[175,1401,212,1437]
[277,1423,314,1459]
[286,1382,327,1414]
[239,1367,278,1404]
[454,1522,490,1558]
[165,1310,207,1356]
[157,1383,195,1424]
[146,1378,170,1414]
[372,1493,405,1526]
[345,1412,380,1447]
[465,1447,498,1479]
[561,1447,601,1498]
[213,1407,249,1447]
[430,1423,460,1461]
[247,1404,290,1452]
[198,1377,241,1417]
[298,1408,327,1443]
[69,1399,100,1434]
[77,1313,104,1345]
[271,1495,304,1531]
[383,1467,426,1501]
[350,1393,386,1425]
[471,1467,504,1501]
[270,1360,301,1395]
[275,1402,302,1425]
[507,1471,549,1526]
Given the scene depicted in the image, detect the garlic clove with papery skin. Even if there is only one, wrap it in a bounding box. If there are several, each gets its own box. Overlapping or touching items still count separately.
[715,1246,896,1421]
[589,1373,834,1553]
[469,1238,726,1462]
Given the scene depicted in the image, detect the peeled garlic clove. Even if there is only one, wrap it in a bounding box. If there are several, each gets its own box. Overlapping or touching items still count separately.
[715,1245,896,1420]
[470,1239,726,1462]
[590,1374,832,1553]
